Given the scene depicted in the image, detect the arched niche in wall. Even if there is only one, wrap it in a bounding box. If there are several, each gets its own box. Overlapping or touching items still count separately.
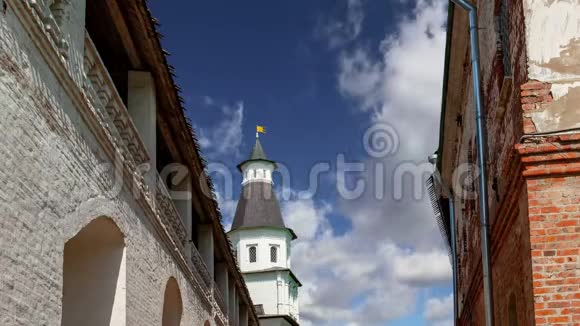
[162,277,183,326]
[62,217,126,326]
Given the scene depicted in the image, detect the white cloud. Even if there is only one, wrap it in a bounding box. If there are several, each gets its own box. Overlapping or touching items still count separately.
[432,321,453,326]
[281,193,449,325]
[315,0,365,49]
[336,0,448,250]
[210,1,448,324]
[196,101,244,158]
[202,95,215,106]
[296,0,449,324]
[284,198,332,241]
[424,294,453,324]
[394,251,452,286]
[216,191,237,231]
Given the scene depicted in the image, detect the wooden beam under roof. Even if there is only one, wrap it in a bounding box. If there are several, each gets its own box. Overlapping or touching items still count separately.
[105,0,142,68]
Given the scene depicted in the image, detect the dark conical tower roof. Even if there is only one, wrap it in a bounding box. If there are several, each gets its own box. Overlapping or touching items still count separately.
[230,138,297,239]
[237,137,276,171]
[231,182,288,230]
[249,138,267,160]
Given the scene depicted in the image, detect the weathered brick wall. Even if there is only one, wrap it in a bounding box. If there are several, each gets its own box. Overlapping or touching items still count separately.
[447,0,580,324]
[517,135,580,325]
[527,175,579,325]
[490,190,535,326]
[0,4,216,326]
[446,0,535,324]
[516,1,580,322]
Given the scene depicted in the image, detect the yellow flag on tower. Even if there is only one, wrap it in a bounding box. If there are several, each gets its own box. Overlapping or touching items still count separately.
[256,125,266,134]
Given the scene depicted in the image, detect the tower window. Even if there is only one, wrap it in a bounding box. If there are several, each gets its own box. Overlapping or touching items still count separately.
[249,246,257,263]
[270,245,278,263]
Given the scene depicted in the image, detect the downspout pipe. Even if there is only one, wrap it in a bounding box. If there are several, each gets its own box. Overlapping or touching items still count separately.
[448,1,495,325]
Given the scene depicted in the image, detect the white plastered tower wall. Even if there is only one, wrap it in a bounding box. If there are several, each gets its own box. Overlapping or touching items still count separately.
[228,137,301,324]
[229,228,292,272]
[242,160,276,185]
[228,228,299,318]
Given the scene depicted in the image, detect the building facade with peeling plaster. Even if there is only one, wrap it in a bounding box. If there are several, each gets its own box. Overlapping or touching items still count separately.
[435,0,579,325]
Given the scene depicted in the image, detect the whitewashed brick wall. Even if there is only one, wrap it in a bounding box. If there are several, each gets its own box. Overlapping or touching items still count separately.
[0,3,217,326]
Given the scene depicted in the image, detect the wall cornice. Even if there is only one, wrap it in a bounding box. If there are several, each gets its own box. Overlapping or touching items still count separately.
[516,134,580,178]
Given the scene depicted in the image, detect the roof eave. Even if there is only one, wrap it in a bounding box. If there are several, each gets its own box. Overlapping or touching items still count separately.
[436,2,456,173]
[258,314,300,326]
[228,225,298,240]
[236,158,278,172]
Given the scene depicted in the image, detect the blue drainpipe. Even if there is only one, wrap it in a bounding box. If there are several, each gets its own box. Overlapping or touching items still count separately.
[448,1,495,325]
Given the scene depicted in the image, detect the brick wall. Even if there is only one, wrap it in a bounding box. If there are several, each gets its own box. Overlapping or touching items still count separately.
[445,0,580,322]
[517,134,580,325]
[444,0,538,324]
[521,81,554,134]
[515,0,580,321]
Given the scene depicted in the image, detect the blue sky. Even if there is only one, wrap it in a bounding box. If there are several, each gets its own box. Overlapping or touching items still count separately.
[150,1,452,325]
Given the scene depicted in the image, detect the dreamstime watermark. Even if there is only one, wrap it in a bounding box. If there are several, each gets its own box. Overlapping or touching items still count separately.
[363,122,399,158]
[17,117,480,206]
[200,122,480,203]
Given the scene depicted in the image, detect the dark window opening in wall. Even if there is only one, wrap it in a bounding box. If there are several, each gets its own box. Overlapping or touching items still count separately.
[468,311,474,326]
[497,0,512,77]
[249,246,257,263]
[508,293,518,326]
[85,0,131,104]
[156,127,173,176]
[461,224,468,259]
[270,246,278,263]
[190,218,199,249]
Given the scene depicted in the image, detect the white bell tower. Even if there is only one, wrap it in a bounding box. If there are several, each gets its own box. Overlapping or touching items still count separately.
[227,136,301,325]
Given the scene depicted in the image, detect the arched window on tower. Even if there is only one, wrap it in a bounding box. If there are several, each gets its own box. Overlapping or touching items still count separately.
[270,245,278,263]
[249,246,257,263]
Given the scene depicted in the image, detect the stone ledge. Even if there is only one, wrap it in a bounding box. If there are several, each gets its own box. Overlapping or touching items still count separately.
[516,133,580,178]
